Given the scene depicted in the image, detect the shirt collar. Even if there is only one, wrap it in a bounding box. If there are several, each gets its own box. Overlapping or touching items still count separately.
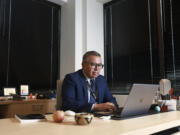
[82,70,95,83]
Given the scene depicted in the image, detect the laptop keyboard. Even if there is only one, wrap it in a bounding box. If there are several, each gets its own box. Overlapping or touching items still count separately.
[93,107,123,118]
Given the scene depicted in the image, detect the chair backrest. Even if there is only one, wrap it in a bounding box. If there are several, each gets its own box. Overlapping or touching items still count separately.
[56,79,63,110]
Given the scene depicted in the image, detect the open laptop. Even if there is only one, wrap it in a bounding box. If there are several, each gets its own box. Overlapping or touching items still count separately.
[94,83,159,119]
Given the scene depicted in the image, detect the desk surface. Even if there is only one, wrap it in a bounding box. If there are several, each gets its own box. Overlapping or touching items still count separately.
[1,111,180,135]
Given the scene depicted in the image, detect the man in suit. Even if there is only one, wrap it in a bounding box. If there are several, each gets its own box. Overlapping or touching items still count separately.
[61,51,118,113]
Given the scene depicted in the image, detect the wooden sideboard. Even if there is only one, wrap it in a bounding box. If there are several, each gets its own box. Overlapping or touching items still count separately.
[0,99,56,118]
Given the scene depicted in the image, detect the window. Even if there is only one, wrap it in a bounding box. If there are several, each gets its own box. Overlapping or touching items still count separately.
[104,0,160,94]
[0,0,60,95]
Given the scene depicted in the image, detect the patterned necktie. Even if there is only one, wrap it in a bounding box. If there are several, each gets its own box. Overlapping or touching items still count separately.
[89,79,96,103]
[90,79,95,92]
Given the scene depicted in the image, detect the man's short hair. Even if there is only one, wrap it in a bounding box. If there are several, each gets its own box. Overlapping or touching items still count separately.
[82,51,101,63]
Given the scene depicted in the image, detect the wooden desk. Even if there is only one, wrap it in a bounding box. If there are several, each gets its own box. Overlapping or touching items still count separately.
[0,99,56,118]
[1,111,180,135]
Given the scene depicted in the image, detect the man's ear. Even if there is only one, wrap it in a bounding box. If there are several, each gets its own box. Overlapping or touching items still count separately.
[82,62,86,68]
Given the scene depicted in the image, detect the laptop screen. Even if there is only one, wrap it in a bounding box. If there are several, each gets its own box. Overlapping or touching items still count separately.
[120,84,159,118]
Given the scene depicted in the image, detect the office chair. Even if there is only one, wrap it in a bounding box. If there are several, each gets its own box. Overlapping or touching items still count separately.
[56,80,63,110]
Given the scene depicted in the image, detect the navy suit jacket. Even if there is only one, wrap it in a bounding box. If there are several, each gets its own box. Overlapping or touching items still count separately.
[61,69,118,112]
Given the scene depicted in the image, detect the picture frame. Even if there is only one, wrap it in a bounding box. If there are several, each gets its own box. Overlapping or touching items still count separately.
[20,85,29,96]
[3,87,16,96]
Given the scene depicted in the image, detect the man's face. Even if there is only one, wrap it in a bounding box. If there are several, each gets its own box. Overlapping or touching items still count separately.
[82,55,103,78]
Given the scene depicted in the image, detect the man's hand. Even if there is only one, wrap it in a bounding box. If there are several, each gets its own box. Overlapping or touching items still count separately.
[93,102,117,112]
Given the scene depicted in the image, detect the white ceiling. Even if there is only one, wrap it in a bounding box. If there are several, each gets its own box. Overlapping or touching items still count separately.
[47,0,112,5]
[96,0,112,4]
[47,0,68,5]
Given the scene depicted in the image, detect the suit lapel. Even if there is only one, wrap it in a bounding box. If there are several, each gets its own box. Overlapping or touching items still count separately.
[95,77,101,103]
[78,70,88,101]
